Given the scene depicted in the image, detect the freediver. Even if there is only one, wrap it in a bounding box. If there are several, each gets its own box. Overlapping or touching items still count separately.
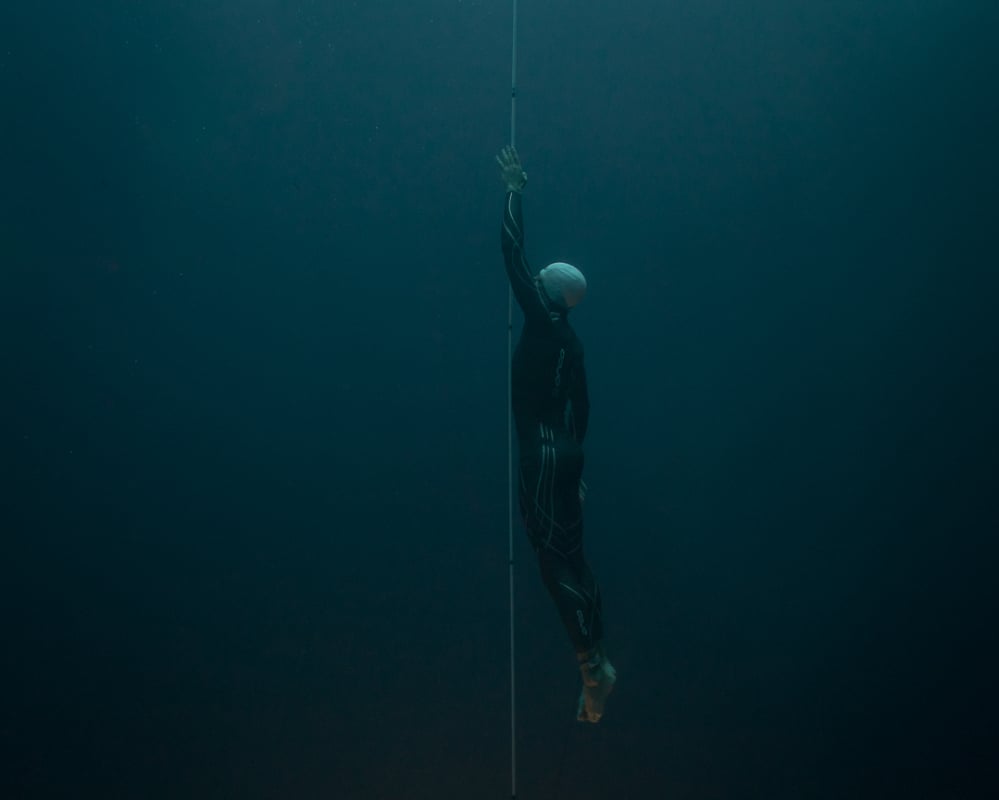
[497,145,616,723]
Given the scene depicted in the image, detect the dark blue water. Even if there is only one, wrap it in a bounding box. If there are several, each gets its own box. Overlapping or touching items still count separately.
[4,2,997,798]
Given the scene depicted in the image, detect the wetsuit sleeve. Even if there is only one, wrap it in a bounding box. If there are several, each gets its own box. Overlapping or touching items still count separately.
[568,352,590,444]
[501,191,549,323]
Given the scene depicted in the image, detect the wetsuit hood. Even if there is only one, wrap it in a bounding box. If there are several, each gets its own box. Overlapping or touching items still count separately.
[539,262,586,309]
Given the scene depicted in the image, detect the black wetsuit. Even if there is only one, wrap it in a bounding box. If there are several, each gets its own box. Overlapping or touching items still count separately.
[501,190,603,655]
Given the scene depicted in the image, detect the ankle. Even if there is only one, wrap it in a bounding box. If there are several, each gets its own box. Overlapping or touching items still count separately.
[577,646,605,687]
[576,642,604,667]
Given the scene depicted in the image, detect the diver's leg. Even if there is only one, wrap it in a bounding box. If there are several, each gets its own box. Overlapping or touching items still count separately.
[527,433,616,721]
[571,553,604,645]
[564,550,615,723]
[536,547,616,723]
[536,547,599,654]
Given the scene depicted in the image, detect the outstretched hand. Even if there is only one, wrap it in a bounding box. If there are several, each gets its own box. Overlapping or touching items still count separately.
[496,145,528,193]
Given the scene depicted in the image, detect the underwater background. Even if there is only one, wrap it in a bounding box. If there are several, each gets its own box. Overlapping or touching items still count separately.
[4,1,997,798]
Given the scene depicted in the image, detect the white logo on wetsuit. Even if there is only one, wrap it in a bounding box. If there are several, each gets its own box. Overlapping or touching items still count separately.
[577,610,589,636]
[553,348,566,394]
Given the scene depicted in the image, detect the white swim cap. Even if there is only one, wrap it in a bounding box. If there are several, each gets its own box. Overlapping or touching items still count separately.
[539,262,587,308]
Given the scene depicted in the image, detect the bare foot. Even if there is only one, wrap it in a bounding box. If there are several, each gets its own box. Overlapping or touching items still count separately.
[577,659,616,723]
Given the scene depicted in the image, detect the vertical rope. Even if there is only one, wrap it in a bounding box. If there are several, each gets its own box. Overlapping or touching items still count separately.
[508,4,518,799]
[510,1,518,149]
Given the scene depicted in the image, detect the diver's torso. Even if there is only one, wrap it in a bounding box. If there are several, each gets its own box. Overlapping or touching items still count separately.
[511,317,581,445]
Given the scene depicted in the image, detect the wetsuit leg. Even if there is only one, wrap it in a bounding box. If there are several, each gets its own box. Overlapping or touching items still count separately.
[537,546,604,654]
[519,428,604,654]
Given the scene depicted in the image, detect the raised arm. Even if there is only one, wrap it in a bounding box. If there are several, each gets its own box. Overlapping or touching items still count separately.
[497,146,550,322]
